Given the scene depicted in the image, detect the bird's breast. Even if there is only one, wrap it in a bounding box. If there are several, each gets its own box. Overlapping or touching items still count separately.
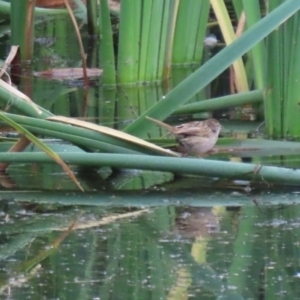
[177,135,218,155]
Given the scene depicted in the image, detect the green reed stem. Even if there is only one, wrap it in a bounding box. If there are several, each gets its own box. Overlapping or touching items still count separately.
[173,90,263,115]
[117,0,141,84]
[99,0,116,84]
[2,152,300,185]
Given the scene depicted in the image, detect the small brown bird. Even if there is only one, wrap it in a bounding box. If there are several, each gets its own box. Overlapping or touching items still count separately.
[146,116,221,156]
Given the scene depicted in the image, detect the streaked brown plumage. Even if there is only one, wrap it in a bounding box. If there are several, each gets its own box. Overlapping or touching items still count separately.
[146,116,221,156]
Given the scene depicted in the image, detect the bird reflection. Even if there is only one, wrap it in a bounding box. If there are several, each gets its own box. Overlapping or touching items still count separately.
[175,207,220,238]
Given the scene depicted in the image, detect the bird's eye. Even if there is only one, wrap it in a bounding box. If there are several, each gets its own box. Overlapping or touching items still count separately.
[212,129,217,133]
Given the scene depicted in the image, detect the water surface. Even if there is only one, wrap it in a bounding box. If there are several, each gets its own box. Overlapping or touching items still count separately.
[0,187,300,300]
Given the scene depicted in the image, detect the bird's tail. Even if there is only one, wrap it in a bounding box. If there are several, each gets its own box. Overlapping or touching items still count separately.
[146,116,176,133]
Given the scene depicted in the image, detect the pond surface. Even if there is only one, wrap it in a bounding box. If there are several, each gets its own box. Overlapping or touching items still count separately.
[0,186,300,300]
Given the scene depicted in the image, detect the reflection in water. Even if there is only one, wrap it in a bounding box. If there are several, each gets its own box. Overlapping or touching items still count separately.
[0,199,299,299]
[175,207,220,238]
